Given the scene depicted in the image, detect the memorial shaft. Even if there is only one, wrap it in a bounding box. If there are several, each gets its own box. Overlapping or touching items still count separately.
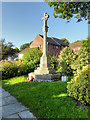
[42,13,49,56]
[29,12,56,78]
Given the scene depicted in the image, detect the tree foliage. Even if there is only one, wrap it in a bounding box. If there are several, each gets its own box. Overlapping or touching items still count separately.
[60,38,69,44]
[58,47,76,75]
[0,39,15,60]
[81,37,90,49]
[73,40,81,43]
[20,41,33,51]
[47,2,89,23]
[71,38,89,73]
[67,65,90,105]
[14,47,20,53]
[50,56,58,70]
[71,46,89,73]
[22,48,42,71]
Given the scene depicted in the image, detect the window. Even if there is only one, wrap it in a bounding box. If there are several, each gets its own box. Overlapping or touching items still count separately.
[78,47,80,50]
[73,48,75,51]
[19,54,23,59]
[53,45,55,49]
[56,46,58,49]
[40,45,42,48]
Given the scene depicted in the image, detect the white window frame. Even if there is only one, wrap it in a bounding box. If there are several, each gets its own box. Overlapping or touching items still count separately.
[73,48,75,51]
[78,47,80,50]
[56,46,58,49]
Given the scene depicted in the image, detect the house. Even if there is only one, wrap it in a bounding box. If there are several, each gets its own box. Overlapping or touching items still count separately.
[18,34,68,59]
[30,34,69,57]
[18,48,30,59]
[69,42,82,54]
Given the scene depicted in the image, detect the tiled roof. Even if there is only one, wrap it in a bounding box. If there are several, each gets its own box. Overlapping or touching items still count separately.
[39,34,69,46]
[19,34,69,55]
[69,42,82,48]
[18,48,30,54]
[51,37,69,46]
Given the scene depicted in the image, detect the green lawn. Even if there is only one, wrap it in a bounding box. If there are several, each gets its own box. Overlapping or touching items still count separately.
[2,75,89,119]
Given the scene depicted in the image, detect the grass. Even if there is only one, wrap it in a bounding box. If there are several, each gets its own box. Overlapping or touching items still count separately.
[2,75,89,119]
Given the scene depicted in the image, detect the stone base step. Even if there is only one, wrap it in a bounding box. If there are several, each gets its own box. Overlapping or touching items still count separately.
[28,73,61,82]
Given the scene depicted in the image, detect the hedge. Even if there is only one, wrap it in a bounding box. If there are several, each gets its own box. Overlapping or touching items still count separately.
[67,65,90,105]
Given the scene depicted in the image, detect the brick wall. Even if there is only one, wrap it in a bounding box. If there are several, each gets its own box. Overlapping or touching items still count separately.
[30,34,66,57]
[30,34,43,52]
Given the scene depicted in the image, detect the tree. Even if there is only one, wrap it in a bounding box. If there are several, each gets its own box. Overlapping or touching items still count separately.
[8,42,14,48]
[58,47,76,75]
[73,40,81,43]
[0,39,15,60]
[47,2,89,23]
[60,38,69,44]
[20,41,33,51]
[14,47,20,53]
[81,37,90,49]
[71,38,89,73]
[71,46,89,73]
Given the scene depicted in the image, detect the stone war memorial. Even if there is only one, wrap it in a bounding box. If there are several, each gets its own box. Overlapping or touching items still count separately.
[29,13,61,82]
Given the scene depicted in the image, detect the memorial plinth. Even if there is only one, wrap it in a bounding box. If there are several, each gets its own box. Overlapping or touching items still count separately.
[28,13,61,82]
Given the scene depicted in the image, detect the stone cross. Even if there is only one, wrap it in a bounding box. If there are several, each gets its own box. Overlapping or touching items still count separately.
[42,13,49,55]
[29,13,55,75]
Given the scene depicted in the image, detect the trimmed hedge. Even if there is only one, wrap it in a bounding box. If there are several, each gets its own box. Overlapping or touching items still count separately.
[67,65,90,105]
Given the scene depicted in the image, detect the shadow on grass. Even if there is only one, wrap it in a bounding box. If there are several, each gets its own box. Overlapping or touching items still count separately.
[2,78,89,119]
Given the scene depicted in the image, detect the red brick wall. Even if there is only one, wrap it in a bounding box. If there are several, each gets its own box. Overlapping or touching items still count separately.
[47,44,65,57]
[30,34,66,57]
[30,34,43,52]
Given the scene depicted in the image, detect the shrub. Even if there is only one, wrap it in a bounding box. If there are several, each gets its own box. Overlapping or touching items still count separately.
[22,48,42,72]
[0,48,42,80]
[0,60,29,80]
[71,47,89,74]
[81,37,90,50]
[67,65,90,105]
[49,56,58,70]
[58,47,76,75]
[0,60,19,79]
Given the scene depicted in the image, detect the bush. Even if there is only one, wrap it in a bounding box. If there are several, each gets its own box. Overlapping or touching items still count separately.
[67,65,90,105]
[0,60,19,79]
[58,47,76,75]
[0,48,42,80]
[71,47,89,74]
[81,37,90,50]
[22,48,42,72]
[50,56,58,70]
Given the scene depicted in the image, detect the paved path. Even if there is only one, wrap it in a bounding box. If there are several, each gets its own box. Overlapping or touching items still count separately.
[0,87,37,119]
